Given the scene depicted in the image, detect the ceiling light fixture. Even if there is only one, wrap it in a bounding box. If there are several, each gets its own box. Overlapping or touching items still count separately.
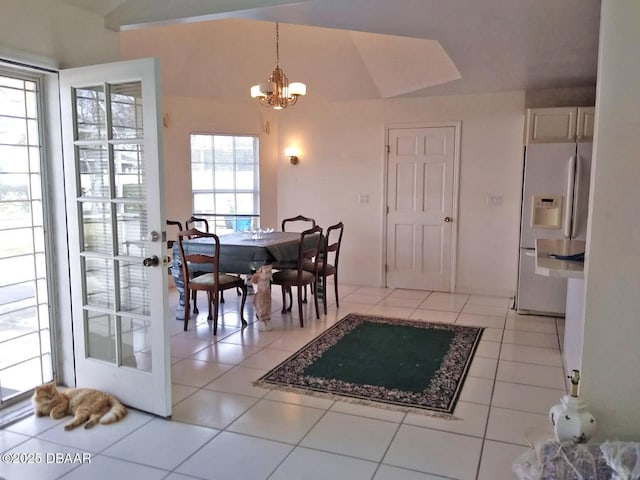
[250,22,306,110]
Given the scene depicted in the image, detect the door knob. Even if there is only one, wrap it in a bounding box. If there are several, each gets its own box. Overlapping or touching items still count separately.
[444,217,452,223]
[143,255,159,267]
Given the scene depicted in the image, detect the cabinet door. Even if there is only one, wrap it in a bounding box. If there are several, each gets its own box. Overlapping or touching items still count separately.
[576,106,595,141]
[526,107,577,144]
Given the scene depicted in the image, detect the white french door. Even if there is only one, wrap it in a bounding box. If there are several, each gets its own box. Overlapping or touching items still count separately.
[60,58,170,416]
[385,124,459,291]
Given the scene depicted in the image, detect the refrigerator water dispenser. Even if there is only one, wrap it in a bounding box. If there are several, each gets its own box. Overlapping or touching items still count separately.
[531,195,563,229]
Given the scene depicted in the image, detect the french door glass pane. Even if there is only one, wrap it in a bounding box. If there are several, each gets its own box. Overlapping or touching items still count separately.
[85,311,116,363]
[0,71,53,405]
[74,80,150,373]
[79,145,109,197]
[117,206,148,257]
[75,86,107,141]
[84,257,115,309]
[81,202,113,254]
[118,261,150,316]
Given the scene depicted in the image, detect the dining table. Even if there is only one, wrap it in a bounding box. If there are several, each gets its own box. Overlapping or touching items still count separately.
[171,231,321,321]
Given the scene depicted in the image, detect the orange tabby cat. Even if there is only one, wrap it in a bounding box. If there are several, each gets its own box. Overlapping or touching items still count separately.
[32,382,127,430]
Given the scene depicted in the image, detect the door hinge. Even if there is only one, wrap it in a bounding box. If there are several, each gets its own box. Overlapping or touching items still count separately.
[386,205,390,214]
[385,145,390,154]
[385,264,388,272]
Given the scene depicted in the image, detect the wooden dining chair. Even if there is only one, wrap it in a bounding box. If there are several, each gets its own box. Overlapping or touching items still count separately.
[184,215,215,313]
[279,215,317,306]
[306,221,344,315]
[166,219,183,277]
[185,215,210,233]
[177,228,247,334]
[281,214,316,232]
[271,225,323,327]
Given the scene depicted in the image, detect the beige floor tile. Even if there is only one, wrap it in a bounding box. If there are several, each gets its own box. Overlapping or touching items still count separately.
[270,447,378,480]
[474,340,502,359]
[204,365,271,398]
[378,295,425,308]
[265,389,335,410]
[227,399,325,444]
[418,292,468,312]
[384,424,482,479]
[497,361,566,390]
[458,376,494,405]
[171,384,198,405]
[502,329,560,349]
[239,347,293,369]
[409,309,459,324]
[366,305,416,318]
[170,358,232,388]
[468,355,499,380]
[190,342,262,364]
[171,389,258,429]
[404,401,489,438]
[330,400,406,423]
[467,295,512,308]
[458,312,506,329]
[301,411,398,461]
[491,381,565,415]
[374,465,445,479]
[387,289,432,300]
[478,440,530,480]
[506,314,559,334]
[462,303,509,317]
[176,431,293,480]
[499,343,563,367]
[486,406,554,446]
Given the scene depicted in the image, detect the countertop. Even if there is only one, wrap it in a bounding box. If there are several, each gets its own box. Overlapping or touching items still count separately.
[535,238,585,279]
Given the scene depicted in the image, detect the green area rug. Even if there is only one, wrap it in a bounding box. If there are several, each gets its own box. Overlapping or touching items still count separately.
[255,313,484,414]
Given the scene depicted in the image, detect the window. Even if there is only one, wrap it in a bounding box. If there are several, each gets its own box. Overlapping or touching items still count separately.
[0,70,54,405]
[190,134,259,232]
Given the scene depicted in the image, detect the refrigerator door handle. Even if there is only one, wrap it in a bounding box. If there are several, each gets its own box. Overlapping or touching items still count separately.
[571,155,582,238]
[564,155,576,238]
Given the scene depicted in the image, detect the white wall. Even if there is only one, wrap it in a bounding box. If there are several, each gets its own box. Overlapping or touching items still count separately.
[161,92,526,297]
[276,92,525,294]
[0,0,119,68]
[581,0,640,440]
[161,96,279,229]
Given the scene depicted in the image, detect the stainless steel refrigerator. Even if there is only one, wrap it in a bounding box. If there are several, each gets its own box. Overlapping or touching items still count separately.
[516,141,592,315]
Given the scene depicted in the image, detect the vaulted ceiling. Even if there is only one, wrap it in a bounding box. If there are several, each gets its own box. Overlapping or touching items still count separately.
[55,0,601,101]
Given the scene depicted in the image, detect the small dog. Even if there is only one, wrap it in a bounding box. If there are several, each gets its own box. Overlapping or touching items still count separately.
[250,265,273,330]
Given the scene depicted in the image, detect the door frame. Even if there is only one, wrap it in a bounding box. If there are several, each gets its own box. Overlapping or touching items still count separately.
[382,121,461,292]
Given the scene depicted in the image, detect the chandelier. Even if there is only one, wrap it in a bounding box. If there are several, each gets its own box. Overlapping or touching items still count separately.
[250,22,306,109]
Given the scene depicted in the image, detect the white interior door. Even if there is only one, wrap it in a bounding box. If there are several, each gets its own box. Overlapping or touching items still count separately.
[386,125,458,291]
[60,58,170,416]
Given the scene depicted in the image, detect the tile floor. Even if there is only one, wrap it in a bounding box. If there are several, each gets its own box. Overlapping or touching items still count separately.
[1,285,567,480]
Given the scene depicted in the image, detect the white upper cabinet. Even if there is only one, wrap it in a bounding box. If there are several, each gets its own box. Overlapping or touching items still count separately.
[526,106,595,144]
[576,106,595,141]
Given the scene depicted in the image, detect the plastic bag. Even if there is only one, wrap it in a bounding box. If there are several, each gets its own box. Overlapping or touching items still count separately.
[513,441,613,480]
[600,441,640,480]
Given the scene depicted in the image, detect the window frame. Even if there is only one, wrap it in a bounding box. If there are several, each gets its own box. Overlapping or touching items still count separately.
[189,133,260,232]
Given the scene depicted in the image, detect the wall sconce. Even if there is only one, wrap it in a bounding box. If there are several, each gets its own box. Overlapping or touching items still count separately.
[285,147,300,165]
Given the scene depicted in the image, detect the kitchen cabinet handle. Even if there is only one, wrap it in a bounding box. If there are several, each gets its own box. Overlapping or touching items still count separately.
[571,156,582,238]
[564,156,576,238]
